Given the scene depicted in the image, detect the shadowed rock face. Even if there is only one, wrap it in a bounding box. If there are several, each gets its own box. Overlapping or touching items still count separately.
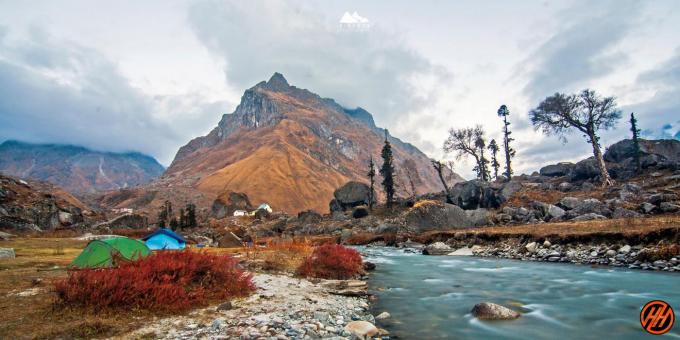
[162,73,463,214]
[0,140,164,194]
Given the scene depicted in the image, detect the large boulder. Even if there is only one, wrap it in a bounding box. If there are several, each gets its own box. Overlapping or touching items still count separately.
[211,192,253,219]
[331,181,375,212]
[570,157,600,181]
[539,162,574,177]
[403,200,474,232]
[297,210,322,225]
[605,139,680,164]
[471,302,521,320]
[465,208,493,226]
[423,242,452,255]
[450,180,503,210]
[565,198,611,219]
[344,321,379,339]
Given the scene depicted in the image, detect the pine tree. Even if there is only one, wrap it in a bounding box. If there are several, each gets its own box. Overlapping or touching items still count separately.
[380,130,396,207]
[367,156,376,210]
[179,208,186,230]
[488,139,500,180]
[497,105,515,180]
[630,112,642,173]
[157,200,172,228]
[186,203,197,228]
[474,134,490,181]
[169,217,179,231]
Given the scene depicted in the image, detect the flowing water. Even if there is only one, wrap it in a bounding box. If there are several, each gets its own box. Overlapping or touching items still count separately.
[361,247,680,339]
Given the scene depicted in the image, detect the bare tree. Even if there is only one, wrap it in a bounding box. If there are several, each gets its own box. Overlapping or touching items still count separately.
[432,159,451,202]
[444,125,489,181]
[367,156,376,210]
[530,89,621,187]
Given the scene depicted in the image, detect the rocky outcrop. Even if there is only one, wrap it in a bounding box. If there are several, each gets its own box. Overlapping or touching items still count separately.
[471,302,521,320]
[0,174,91,231]
[211,192,253,219]
[330,182,375,212]
[449,180,504,210]
[94,213,148,230]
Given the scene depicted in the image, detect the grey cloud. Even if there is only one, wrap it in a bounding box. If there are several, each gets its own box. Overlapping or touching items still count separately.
[187,0,452,129]
[518,0,642,102]
[0,28,226,165]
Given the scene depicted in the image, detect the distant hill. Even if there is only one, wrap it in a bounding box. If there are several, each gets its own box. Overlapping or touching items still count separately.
[0,140,164,194]
[106,72,461,214]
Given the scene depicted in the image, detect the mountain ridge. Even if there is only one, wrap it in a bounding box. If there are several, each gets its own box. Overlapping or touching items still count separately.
[0,140,165,194]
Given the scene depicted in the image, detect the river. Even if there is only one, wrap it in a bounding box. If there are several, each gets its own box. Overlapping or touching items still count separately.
[361,246,680,339]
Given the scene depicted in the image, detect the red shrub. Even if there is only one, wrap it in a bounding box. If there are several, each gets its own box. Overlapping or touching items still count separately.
[54,251,255,312]
[296,244,363,279]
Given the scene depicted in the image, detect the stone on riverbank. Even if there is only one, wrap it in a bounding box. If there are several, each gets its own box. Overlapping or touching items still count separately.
[471,302,521,320]
[344,320,379,339]
[423,242,452,255]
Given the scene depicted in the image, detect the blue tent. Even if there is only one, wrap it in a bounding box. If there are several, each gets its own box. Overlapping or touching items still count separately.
[142,228,186,250]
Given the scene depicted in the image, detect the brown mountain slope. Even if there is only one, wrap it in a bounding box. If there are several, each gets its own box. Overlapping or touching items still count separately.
[103,73,462,215]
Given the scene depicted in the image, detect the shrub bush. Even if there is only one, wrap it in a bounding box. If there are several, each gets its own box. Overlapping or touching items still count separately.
[54,250,255,312]
[296,244,363,279]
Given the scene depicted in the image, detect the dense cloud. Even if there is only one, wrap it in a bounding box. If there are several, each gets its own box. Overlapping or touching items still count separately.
[518,0,642,103]
[187,0,452,129]
[0,27,226,165]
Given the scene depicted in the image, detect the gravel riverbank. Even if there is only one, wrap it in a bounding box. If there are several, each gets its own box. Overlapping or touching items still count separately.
[122,273,381,340]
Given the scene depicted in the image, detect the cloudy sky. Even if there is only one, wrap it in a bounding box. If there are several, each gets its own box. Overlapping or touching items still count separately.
[1,0,679,178]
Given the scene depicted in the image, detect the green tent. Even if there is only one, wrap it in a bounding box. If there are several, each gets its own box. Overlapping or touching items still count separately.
[70,237,151,268]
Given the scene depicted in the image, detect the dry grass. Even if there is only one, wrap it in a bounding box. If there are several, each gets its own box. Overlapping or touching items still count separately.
[244,238,314,273]
[415,215,680,244]
[503,187,606,207]
[0,237,153,339]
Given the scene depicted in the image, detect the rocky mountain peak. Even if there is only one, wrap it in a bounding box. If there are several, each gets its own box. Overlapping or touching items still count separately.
[254,72,291,92]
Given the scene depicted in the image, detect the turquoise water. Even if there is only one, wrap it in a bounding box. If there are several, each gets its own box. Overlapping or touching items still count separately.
[361,247,680,339]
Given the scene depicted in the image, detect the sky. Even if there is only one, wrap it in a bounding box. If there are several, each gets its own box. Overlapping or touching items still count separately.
[0,0,679,178]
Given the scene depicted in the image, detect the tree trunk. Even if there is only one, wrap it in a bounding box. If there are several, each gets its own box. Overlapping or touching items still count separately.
[589,133,613,187]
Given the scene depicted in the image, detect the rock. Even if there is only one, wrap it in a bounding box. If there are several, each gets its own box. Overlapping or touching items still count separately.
[331,182,375,212]
[558,182,573,192]
[572,213,607,221]
[605,138,680,164]
[648,193,679,205]
[58,211,74,226]
[211,318,225,331]
[403,200,474,232]
[558,197,582,210]
[216,301,233,311]
[660,202,680,213]
[375,312,391,320]
[612,207,641,219]
[525,242,538,253]
[216,232,243,248]
[464,208,493,226]
[641,202,656,214]
[297,210,322,224]
[344,321,379,339]
[314,311,330,322]
[543,240,552,247]
[565,198,611,219]
[0,248,15,259]
[539,162,574,177]
[0,231,15,241]
[423,242,452,255]
[211,191,253,219]
[470,302,521,320]
[546,205,565,220]
[352,205,370,219]
[448,246,473,256]
[450,180,504,210]
[495,213,512,224]
[94,213,148,230]
[324,280,368,296]
[619,245,631,254]
[605,249,617,257]
[571,158,600,181]
[363,262,376,271]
